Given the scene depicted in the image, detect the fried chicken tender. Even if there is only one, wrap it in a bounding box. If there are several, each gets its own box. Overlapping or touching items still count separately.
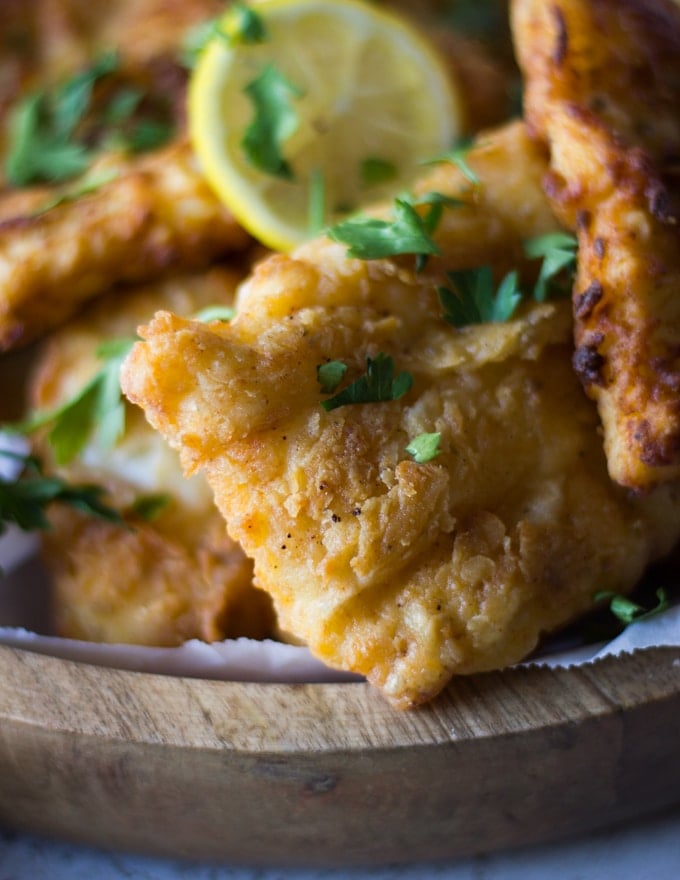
[30,266,274,646]
[122,122,680,707]
[512,0,680,490]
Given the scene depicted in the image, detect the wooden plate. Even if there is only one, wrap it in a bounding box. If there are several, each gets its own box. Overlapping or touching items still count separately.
[1,644,679,866]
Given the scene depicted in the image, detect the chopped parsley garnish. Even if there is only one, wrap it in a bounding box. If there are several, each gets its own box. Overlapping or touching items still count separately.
[425,138,480,186]
[242,64,303,180]
[524,232,578,302]
[438,266,523,327]
[123,118,174,154]
[181,2,267,66]
[403,191,463,271]
[595,588,670,626]
[320,353,413,411]
[192,304,236,323]
[404,191,463,232]
[327,198,441,261]
[444,0,511,52]
[6,52,118,186]
[308,168,326,235]
[360,157,398,187]
[5,52,174,188]
[220,1,268,45]
[0,450,123,535]
[129,493,171,523]
[317,360,348,394]
[32,168,119,216]
[10,336,136,466]
[406,432,441,463]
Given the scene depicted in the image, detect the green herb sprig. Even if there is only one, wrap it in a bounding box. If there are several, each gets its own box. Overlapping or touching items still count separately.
[424,138,480,186]
[6,52,175,189]
[360,157,398,187]
[438,266,523,327]
[0,450,123,535]
[181,2,267,67]
[6,52,119,186]
[406,432,441,463]
[594,588,670,626]
[320,353,413,411]
[31,168,119,216]
[242,64,303,180]
[524,232,578,302]
[9,336,136,466]
[327,198,440,261]
[316,360,348,394]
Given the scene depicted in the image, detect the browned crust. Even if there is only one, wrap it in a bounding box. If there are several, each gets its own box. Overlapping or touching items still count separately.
[512,0,680,489]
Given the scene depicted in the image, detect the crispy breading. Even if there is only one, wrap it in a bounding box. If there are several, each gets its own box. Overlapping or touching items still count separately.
[0,0,250,350]
[0,0,510,352]
[121,122,680,707]
[511,0,680,490]
[31,266,274,646]
[0,141,250,351]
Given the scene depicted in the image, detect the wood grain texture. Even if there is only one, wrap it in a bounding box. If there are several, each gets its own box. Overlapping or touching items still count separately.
[0,645,679,865]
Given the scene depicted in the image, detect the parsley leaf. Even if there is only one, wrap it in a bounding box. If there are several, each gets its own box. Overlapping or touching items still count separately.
[6,52,118,186]
[594,588,670,626]
[402,191,463,271]
[11,336,136,466]
[524,232,578,302]
[360,157,398,187]
[124,118,174,153]
[181,2,267,66]
[406,432,441,463]
[308,168,326,235]
[32,167,119,216]
[6,51,174,187]
[192,304,236,323]
[320,353,413,411]
[242,64,303,180]
[445,0,509,43]
[223,2,268,45]
[129,493,170,522]
[425,138,480,185]
[317,360,347,394]
[438,267,523,327]
[0,450,123,536]
[327,198,441,261]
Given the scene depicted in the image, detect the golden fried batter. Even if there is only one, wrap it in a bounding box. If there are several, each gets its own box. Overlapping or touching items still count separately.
[0,0,252,350]
[0,0,514,351]
[122,122,680,707]
[31,266,274,646]
[512,0,680,490]
[0,142,250,351]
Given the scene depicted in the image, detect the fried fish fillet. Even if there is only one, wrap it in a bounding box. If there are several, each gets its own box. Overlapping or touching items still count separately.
[122,122,680,707]
[512,0,680,490]
[0,0,514,351]
[0,0,251,351]
[0,140,250,351]
[30,265,274,646]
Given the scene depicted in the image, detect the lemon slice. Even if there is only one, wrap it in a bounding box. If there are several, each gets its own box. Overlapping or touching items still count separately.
[188,0,464,252]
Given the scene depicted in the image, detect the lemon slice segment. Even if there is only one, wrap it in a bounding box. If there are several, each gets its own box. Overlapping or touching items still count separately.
[188,0,464,252]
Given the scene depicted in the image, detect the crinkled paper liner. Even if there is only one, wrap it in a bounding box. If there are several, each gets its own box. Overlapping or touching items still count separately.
[2,432,680,685]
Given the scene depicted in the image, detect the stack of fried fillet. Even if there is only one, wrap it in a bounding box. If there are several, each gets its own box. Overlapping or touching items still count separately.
[2,0,679,707]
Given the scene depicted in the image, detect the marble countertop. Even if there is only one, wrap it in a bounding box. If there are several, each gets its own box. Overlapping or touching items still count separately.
[2,803,680,880]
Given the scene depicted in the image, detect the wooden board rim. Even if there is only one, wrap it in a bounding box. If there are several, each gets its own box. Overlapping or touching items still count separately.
[1,644,679,865]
